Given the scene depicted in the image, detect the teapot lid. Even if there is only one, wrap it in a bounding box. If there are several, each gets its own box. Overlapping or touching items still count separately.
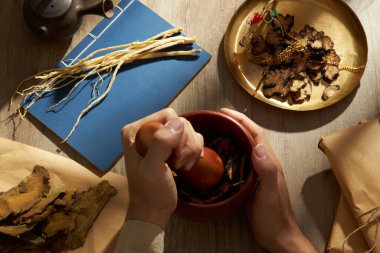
[30,0,72,18]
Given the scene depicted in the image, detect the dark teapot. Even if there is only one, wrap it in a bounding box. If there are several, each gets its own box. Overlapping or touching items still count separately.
[23,0,115,41]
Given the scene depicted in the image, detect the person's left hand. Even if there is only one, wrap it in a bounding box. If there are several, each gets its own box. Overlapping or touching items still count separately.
[121,108,203,229]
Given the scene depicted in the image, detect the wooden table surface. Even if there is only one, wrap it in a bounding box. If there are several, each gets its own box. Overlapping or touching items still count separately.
[1,0,379,252]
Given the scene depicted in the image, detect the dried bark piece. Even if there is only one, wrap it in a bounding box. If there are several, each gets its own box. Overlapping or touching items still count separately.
[0,166,50,221]
[54,188,76,207]
[43,211,75,238]
[65,180,117,250]
[0,234,45,253]
[272,14,294,32]
[0,224,35,237]
[26,205,55,225]
[324,65,340,81]
[251,35,267,56]
[322,84,340,101]
[16,172,67,224]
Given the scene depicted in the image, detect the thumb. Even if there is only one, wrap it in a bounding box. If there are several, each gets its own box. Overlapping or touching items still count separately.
[251,144,278,186]
[144,118,184,170]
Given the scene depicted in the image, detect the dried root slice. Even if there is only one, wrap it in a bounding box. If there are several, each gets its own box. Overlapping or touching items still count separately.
[323,49,341,64]
[0,166,50,221]
[322,84,340,101]
[295,81,312,102]
[0,224,34,237]
[266,30,283,47]
[43,212,76,238]
[16,172,67,224]
[290,79,307,92]
[289,78,312,102]
[321,36,334,51]
[0,234,45,253]
[251,35,267,56]
[310,40,323,50]
[324,65,340,81]
[54,188,76,207]
[310,72,323,85]
[263,68,291,98]
[65,180,117,250]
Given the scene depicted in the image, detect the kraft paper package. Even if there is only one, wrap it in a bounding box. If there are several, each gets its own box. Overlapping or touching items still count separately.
[327,195,369,252]
[0,137,128,253]
[319,119,380,252]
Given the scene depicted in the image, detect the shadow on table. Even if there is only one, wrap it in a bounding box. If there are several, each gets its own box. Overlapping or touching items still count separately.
[165,210,267,253]
[216,37,359,133]
[0,0,71,113]
[301,169,340,243]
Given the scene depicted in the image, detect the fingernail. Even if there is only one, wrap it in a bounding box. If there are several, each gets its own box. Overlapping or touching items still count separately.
[254,144,267,160]
[166,118,183,133]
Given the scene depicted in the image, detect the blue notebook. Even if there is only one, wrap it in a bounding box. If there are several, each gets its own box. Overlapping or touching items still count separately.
[27,0,211,173]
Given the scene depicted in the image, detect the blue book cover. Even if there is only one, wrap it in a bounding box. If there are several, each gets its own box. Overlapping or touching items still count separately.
[27,0,211,173]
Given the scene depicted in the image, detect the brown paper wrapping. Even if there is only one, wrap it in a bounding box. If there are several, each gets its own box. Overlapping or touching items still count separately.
[0,137,129,253]
[319,119,380,252]
[327,195,369,252]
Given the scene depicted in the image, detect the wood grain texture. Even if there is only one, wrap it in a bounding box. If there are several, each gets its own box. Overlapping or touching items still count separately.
[0,0,379,252]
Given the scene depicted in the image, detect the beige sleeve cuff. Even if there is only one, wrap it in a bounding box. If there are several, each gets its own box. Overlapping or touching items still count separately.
[114,220,165,253]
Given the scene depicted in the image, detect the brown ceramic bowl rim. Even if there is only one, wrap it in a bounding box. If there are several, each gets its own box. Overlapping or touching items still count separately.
[180,110,256,208]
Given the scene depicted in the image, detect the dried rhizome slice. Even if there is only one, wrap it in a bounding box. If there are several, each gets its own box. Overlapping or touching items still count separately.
[41,181,117,252]
[0,167,117,253]
[247,13,343,104]
[0,166,50,221]
[322,84,341,101]
[15,172,67,225]
[0,166,67,239]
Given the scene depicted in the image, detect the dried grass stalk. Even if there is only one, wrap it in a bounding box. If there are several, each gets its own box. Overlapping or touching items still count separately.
[11,28,201,142]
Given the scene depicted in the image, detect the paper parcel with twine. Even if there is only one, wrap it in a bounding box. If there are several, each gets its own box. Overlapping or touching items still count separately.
[319,119,380,252]
[327,195,369,252]
[0,137,128,252]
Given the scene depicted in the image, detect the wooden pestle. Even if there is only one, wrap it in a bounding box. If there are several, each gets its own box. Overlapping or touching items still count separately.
[135,121,224,190]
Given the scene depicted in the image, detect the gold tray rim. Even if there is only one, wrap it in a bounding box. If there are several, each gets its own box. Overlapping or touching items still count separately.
[224,0,368,111]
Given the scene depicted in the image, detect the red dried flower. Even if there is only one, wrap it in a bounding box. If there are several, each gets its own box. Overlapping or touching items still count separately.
[250,12,264,25]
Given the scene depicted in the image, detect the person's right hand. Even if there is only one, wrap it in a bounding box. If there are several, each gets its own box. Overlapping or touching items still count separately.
[121,108,204,229]
[220,108,317,253]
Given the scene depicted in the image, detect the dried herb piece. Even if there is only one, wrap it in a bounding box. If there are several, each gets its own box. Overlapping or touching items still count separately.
[263,67,291,98]
[0,168,117,253]
[0,166,50,221]
[322,84,340,101]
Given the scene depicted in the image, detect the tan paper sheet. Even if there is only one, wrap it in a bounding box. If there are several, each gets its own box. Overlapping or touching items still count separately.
[0,137,129,253]
[320,119,380,252]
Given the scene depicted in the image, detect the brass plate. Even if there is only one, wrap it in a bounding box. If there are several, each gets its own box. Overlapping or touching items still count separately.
[224,0,368,111]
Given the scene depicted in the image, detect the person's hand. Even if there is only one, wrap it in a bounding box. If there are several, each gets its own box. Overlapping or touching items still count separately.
[121,108,203,229]
[220,108,317,253]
